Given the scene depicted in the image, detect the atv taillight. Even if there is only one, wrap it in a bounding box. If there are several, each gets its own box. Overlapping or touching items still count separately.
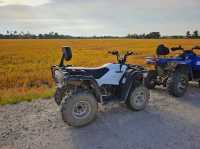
[51,65,58,80]
[51,67,55,78]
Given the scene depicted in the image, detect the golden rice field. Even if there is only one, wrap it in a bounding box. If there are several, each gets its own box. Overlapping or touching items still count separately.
[0,39,200,105]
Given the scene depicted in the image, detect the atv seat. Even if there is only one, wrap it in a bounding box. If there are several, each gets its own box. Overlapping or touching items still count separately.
[66,66,109,79]
[156,44,169,56]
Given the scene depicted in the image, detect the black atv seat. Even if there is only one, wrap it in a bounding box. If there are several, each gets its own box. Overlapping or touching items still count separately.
[156,44,169,56]
[65,66,109,79]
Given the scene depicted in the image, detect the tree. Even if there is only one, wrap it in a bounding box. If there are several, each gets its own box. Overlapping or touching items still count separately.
[146,32,161,39]
[6,30,10,35]
[192,30,199,38]
[186,31,191,38]
[14,30,17,35]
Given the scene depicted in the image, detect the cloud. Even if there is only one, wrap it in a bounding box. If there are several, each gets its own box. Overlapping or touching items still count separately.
[0,0,199,35]
[0,0,50,7]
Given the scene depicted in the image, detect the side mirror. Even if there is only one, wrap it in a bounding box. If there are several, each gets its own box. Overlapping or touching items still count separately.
[62,46,72,61]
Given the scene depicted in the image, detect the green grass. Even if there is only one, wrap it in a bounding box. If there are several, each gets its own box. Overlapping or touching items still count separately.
[0,88,55,105]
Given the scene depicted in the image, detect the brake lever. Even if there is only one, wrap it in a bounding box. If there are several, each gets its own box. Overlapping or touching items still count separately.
[125,51,132,56]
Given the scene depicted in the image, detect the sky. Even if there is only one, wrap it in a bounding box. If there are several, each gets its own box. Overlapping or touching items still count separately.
[0,0,199,36]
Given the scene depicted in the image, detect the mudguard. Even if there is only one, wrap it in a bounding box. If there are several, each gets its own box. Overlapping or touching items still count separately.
[66,75,102,100]
[120,69,145,101]
[54,75,101,105]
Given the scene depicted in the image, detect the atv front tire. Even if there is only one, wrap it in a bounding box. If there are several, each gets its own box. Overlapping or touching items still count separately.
[126,86,150,111]
[61,92,97,127]
[167,72,188,97]
[144,70,157,89]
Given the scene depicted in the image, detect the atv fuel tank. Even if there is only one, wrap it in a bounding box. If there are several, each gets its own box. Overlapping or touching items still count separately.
[96,63,127,86]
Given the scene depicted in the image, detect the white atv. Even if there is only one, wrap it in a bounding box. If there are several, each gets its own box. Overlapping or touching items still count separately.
[51,47,150,127]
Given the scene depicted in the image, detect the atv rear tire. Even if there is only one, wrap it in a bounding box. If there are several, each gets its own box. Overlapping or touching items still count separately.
[144,70,157,89]
[126,86,150,111]
[167,72,188,97]
[61,92,97,127]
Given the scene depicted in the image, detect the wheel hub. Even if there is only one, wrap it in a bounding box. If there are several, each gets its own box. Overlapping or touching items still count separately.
[72,101,91,119]
[134,91,145,107]
[177,77,187,91]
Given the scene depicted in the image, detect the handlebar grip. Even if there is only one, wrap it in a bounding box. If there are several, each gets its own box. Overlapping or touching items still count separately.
[108,50,119,55]
[127,51,133,55]
[125,51,137,56]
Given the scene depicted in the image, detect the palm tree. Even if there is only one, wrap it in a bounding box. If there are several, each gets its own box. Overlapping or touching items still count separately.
[192,30,199,38]
[186,31,191,38]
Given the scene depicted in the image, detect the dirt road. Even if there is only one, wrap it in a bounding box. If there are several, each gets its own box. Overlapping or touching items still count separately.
[1,85,200,149]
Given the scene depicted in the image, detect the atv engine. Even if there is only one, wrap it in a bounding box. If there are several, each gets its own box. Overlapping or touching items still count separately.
[100,85,118,96]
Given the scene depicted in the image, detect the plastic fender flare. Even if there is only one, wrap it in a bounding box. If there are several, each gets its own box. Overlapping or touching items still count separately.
[120,71,144,101]
[65,75,102,101]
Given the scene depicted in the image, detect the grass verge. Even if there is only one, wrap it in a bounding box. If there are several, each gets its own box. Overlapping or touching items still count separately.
[0,87,55,105]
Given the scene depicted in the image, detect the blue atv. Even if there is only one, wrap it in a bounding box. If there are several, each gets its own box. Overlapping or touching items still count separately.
[145,44,200,97]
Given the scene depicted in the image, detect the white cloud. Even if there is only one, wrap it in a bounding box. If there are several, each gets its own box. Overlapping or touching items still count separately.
[0,0,50,7]
[0,0,199,35]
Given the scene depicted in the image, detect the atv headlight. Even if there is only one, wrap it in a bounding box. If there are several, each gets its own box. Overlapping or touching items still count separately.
[54,70,64,85]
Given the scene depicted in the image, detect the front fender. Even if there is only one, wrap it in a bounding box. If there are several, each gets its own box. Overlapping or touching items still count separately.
[120,71,145,101]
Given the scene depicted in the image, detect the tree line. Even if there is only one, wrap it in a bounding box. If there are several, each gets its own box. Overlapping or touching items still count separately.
[185,30,199,39]
[0,30,199,39]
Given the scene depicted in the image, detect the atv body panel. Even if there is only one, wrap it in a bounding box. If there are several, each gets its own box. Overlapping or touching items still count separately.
[52,62,147,104]
[63,63,127,86]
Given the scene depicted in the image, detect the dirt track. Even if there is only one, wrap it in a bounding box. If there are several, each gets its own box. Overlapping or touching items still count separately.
[1,85,200,149]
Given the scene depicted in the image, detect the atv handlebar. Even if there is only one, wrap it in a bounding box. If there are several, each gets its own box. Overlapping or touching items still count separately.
[108,50,119,55]
[108,50,136,64]
[108,51,136,56]
[171,45,184,51]
[192,46,200,50]
[171,45,200,51]
[125,51,134,56]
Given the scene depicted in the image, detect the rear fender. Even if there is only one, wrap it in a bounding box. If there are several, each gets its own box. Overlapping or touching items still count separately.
[54,75,101,105]
[66,75,102,101]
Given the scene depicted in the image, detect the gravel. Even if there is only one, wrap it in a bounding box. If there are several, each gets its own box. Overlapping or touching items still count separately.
[0,85,200,149]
